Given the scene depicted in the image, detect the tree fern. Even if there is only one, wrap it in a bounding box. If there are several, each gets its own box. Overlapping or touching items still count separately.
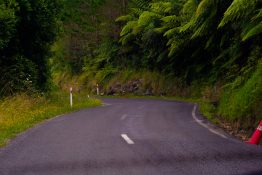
[191,8,217,38]
[130,0,151,11]
[150,2,173,14]
[242,22,262,41]
[120,21,138,36]
[219,0,257,28]
[130,7,145,16]
[115,15,134,22]
[164,27,180,38]
[162,15,180,25]
[119,33,134,45]
[137,11,160,27]
[182,0,199,18]
[241,8,262,41]
[177,0,217,36]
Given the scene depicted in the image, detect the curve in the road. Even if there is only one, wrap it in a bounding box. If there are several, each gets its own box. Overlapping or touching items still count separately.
[0,98,261,175]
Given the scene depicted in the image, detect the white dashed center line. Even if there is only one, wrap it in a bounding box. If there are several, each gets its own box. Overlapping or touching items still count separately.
[121,134,135,144]
[120,114,127,120]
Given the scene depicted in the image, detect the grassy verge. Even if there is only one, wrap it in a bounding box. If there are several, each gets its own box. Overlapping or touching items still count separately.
[0,92,101,147]
[198,101,220,125]
[218,60,262,122]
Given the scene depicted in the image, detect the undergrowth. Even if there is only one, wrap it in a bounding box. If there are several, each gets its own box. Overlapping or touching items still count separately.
[0,92,101,147]
[218,59,262,126]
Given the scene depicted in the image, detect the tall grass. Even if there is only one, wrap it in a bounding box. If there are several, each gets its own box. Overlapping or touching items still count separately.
[0,92,101,147]
[218,60,262,121]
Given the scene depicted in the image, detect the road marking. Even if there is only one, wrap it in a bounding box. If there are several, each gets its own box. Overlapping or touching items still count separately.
[102,103,111,106]
[120,114,127,120]
[121,134,135,144]
[192,104,228,139]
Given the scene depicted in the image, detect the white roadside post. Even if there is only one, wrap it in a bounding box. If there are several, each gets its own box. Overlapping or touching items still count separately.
[70,87,73,108]
[96,84,99,96]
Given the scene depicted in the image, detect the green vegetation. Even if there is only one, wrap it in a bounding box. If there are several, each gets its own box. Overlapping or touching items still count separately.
[0,0,261,139]
[218,60,262,122]
[53,0,261,133]
[0,92,101,147]
[0,0,102,147]
[199,101,219,125]
[0,0,62,95]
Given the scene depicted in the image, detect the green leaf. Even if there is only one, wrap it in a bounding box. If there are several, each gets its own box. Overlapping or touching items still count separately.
[120,21,138,36]
[242,22,262,41]
[115,15,134,22]
[219,0,256,28]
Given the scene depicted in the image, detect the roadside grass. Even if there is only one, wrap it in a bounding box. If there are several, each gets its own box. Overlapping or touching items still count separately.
[218,60,262,123]
[0,92,101,147]
[198,101,220,125]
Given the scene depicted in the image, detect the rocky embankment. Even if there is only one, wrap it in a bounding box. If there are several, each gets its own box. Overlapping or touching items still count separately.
[95,79,157,96]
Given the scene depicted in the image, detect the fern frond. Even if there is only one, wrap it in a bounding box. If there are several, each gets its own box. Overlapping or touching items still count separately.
[179,21,194,32]
[154,26,168,33]
[161,15,179,23]
[164,28,179,38]
[168,39,182,57]
[219,0,257,28]
[131,0,151,11]
[195,0,214,17]
[189,0,217,38]
[137,11,160,27]
[115,15,134,22]
[191,13,213,38]
[120,21,138,36]
[180,0,215,34]
[130,8,144,16]
[241,8,262,41]
[242,22,262,41]
[182,0,199,17]
[150,2,173,14]
[119,33,134,45]
[253,9,262,20]
[132,25,143,35]
[205,35,215,49]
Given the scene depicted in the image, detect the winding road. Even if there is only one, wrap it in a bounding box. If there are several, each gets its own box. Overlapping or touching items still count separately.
[0,98,261,175]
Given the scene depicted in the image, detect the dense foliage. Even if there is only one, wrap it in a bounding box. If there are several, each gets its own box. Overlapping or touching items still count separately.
[1,0,261,127]
[50,0,127,75]
[0,0,62,95]
[116,0,261,82]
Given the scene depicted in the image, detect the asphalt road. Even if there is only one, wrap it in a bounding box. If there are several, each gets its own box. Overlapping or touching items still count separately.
[0,98,261,175]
